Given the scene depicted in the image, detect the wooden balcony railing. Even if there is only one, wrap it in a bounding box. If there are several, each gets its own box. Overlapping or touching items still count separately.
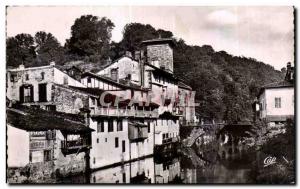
[90,107,159,118]
[61,139,89,154]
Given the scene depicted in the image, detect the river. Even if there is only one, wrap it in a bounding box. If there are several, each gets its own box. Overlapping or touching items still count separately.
[59,144,273,184]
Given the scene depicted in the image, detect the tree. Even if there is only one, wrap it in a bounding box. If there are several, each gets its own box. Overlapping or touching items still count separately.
[6,34,36,68]
[121,23,160,52]
[66,15,115,61]
[34,31,65,65]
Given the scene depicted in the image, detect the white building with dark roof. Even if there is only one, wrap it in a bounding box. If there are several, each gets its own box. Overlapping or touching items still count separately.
[256,62,294,124]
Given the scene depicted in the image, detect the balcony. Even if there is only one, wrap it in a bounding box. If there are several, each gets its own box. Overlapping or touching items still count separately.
[128,122,148,141]
[90,107,159,118]
[61,138,89,155]
[162,137,178,144]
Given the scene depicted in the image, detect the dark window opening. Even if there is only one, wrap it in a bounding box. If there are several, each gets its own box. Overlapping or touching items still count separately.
[10,73,17,82]
[275,97,281,108]
[25,74,29,80]
[108,120,114,132]
[41,72,45,80]
[122,140,126,153]
[122,173,126,183]
[97,121,104,132]
[38,83,47,102]
[44,150,52,162]
[117,120,123,131]
[147,122,151,133]
[115,137,119,148]
[87,77,91,83]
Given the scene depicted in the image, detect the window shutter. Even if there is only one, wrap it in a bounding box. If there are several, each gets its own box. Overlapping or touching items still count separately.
[30,85,34,102]
[19,86,24,103]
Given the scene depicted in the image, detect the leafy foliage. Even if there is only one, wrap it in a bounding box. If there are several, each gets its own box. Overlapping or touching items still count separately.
[110,23,174,60]
[35,31,65,66]
[6,34,36,68]
[66,15,114,61]
[6,18,285,123]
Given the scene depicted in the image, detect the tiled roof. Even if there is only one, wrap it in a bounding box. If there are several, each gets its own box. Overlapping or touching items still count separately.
[81,72,146,91]
[7,106,94,134]
[178,81,192,90]
[141,38,175,46]
[262,80,294,89]
[145,63,179,81]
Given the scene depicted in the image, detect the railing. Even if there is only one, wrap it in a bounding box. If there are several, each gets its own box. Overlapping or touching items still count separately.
[162,137,179,144]
[90,107,159,118]
[61,139,89,154]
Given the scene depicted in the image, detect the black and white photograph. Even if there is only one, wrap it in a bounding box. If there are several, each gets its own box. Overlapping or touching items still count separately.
[5,5,296,184]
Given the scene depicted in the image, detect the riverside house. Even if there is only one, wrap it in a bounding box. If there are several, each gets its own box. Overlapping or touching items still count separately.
[6,38,197,177]
[256,62,294,126]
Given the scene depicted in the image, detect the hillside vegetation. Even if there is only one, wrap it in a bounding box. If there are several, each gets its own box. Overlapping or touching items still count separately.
[7,15,285,123]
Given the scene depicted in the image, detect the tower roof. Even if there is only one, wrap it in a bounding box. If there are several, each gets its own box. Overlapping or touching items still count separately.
[141,38,175,47]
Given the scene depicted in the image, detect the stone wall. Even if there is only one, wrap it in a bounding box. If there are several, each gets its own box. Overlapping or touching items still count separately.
[147,44,173,73]
[52,85,90,114]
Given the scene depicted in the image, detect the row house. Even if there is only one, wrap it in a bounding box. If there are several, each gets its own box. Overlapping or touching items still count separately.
[93,38,196,154]
[6,37,197,175]
[254,62,294,127]
[78,72,158,170]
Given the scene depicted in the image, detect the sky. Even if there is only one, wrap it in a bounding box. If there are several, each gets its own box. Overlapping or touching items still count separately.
[6,6,294,70]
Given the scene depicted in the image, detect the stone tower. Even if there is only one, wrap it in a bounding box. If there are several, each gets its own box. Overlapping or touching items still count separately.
[141,38,175,73]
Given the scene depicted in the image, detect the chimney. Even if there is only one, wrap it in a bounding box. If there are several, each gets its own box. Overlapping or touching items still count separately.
[125,51,132,58]
[285,62,293,82]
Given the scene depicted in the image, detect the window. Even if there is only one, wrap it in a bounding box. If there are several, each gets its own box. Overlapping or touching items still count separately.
[87,77,91,83]
[93,158,96,164]
[44,150,52,162]
[115,137,119,148]
[97,138,99,143]
[38,83,47,102]
[105,138,107,142]
[122,140,126,153]
[41,72,45,80]
[24,86,33,102]
[91,98,96,106]
[275,97,281,108]
[147,122,151,133]
[10,73,17,82]
[97,121,104,133]
[122,173,126,183]
[63,76,68,85]
[25,74,29,80]
[117,120,123,131]
[108,120,114,132]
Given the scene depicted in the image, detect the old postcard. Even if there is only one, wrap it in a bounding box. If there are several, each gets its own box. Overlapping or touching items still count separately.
[6,6,295,184]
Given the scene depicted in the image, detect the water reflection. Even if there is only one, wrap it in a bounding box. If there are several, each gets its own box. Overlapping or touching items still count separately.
[90,158,154,184]
[85,144,255,184]
[61,133,260,184]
